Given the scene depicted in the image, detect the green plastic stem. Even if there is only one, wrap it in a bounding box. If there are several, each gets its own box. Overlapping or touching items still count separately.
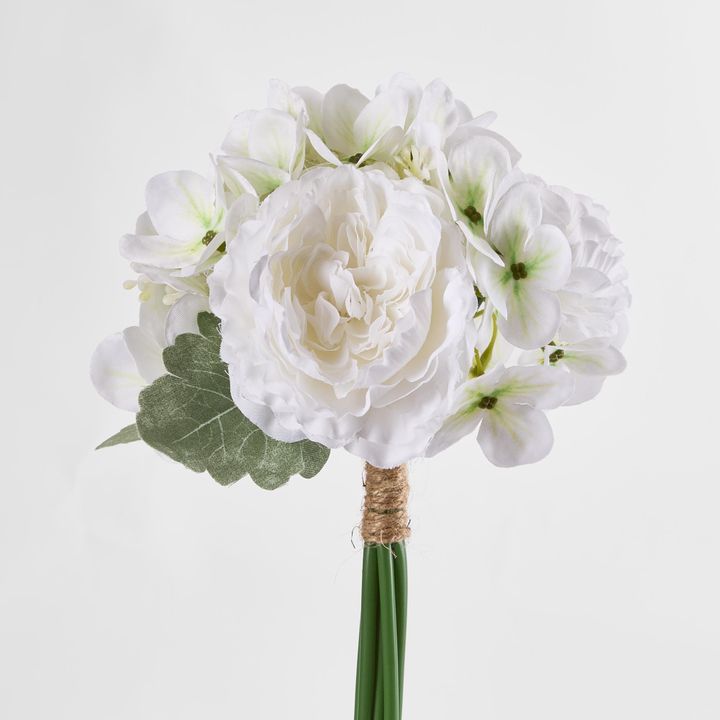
[392,541,408,711]
[355,545,380,719]
[377,545,400,719]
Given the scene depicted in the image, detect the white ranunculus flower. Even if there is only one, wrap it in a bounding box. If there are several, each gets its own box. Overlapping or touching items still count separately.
[209,164,476,468]
[91,281,209,411]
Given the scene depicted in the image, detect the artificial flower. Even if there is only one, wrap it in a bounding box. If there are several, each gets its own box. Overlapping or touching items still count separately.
[120,171,225,278]
[426,364,574,466]
[218,107,305,198]
[209,164,476,468]
[474,181,572,349]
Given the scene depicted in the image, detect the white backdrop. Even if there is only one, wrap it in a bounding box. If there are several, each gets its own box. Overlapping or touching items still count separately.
[1,0,719,718]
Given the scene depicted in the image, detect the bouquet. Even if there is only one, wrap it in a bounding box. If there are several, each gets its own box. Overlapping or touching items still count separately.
[92,75,629,717]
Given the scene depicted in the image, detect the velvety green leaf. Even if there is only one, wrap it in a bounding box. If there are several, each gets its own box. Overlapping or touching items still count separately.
[96,424,141,449]
[136,312,330,488]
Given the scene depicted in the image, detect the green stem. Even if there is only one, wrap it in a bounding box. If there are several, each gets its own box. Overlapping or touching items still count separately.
[392,542,408,712]
[377,545,400,719]
[373,639,383,720]
[355,545,380,720]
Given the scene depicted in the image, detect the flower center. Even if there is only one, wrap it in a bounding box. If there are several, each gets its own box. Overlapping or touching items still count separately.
[201,229,217,246]
[463,205,483,226]
[510,262,528,280]
[478,395,498,410]
[549,348,565,363]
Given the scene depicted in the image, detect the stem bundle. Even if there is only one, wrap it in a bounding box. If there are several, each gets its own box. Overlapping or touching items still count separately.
[354,464,410,719]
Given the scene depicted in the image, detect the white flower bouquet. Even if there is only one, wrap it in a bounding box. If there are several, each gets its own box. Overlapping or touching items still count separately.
[92,75,629,717]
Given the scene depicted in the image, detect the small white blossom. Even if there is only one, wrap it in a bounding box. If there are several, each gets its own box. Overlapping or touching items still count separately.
[520,338,627,405]
[473,181,572,349]
[120,171,225,279]
[427,365,573,466]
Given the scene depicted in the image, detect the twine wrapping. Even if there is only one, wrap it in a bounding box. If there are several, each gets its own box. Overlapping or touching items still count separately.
[361,462,410,545]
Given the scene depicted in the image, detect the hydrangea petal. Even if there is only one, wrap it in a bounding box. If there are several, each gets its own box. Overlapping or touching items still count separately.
[247,109,300,171]
[525,224,572,291]
[119,233,203,269]
[499,285,562,349]
[478,403,554,467]
[487,181,542,257]
[322,84,369,157]
[145,171,218,243]
[90,333,145,412]
[494,365,574,409]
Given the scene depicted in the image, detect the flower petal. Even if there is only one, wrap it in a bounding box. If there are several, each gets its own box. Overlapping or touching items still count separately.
[247,108,300,171]
[305,128,342,165]
[474,251,510,316]
[478,404,554,466]
[322,84,369,157]
[120,233,203,269]
[165,293,209,344]
[90,332,145,412]
[494,365,574,408]
[222,110,257,156]
[499,285,562,349]
[562,341,626,375]
[486,181,542,258]
[524,224,572,291]
[353,89,409,153]
[123,326,165,383]
[217,156,290,198]
[447,132,514,221]
[145,171,218,242]
[565,373,606,405]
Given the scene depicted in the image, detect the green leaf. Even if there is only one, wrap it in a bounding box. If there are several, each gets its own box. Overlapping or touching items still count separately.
[96,424,141,449]
[136,312,330,489]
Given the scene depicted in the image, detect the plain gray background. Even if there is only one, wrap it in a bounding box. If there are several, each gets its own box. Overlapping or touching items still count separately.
[2,0,719,717]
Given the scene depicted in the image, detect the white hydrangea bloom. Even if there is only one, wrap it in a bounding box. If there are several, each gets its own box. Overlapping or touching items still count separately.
[120,170,225,284]
[427,365,574,466]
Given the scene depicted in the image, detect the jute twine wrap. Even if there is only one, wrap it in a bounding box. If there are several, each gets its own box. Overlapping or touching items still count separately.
[361,463,410,545]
